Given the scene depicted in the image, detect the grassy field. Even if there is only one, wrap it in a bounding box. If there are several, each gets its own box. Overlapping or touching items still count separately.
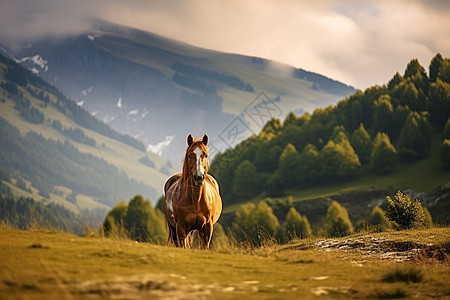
[1,226,448,299]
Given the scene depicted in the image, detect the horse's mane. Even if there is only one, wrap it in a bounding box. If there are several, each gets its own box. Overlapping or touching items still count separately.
[181,137,210,185]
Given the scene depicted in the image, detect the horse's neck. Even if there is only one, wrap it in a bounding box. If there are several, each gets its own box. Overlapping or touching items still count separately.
[183,178,204,203]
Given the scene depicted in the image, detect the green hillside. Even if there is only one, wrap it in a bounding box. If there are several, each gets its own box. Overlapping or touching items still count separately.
[0,53,175,213]
[211,54,450,223]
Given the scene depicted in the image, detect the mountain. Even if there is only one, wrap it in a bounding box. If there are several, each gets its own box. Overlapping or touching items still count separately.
[0,20,355,163]
[0,53,176,211]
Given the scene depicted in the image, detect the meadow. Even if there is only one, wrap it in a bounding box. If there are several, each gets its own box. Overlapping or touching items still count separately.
[1,226,448,299]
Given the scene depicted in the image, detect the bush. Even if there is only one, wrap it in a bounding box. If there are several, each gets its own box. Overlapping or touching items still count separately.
[385,191,428,230]
[281,207,312,242]
[368,206,391,230]
[102,195,166,244]
[325,200,354,237]
[382,266,424,283]
[232,201,279,246]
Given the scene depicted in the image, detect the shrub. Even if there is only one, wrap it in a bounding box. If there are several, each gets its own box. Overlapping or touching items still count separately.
[367,206,392,231]
[232,201,279,246]
[385,191,427,230]
[325,200,354,237]
[382,266,424,283]
[281,207,312,242]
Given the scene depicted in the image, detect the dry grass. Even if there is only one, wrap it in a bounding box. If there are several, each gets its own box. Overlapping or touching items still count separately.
[0,226,449,299]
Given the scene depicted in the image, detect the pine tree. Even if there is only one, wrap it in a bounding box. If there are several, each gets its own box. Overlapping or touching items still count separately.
[429,53,444,83]
[437,58,450,84]
[404,58,429,101]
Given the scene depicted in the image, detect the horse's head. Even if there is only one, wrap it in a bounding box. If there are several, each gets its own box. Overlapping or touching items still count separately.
[184,134,209,186]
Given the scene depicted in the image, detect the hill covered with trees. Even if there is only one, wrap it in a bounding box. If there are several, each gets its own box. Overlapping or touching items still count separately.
[210,54,450,206]
[0,53,175,210]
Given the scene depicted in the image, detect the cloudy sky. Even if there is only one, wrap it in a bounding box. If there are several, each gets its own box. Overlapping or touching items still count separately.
[1,0,449,89]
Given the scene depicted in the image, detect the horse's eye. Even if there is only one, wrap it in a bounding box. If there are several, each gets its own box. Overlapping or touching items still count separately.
[204,154,208,158]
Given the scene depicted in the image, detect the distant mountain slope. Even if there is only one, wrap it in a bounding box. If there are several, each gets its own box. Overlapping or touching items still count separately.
[0,20,355,162]
[0,53,175,210]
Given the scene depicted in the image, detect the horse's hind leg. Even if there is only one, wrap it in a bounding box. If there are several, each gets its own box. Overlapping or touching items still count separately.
[176,222,188,248]
[166,222,177,246]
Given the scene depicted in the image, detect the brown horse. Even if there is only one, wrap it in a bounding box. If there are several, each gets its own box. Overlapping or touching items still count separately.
[163,134,222,248]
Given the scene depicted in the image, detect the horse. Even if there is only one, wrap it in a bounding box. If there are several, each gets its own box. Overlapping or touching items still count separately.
[163,134,222,249]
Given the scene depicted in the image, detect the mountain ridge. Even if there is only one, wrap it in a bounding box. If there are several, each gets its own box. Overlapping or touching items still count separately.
[0,20,356,163]
[0,52,175,210]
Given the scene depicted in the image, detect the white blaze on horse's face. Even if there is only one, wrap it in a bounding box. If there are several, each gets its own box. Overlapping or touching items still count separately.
[193,146,206,185]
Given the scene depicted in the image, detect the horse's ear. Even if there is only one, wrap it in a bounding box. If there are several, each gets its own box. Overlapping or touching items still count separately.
[202,134,208,146]
[187,134,193,146]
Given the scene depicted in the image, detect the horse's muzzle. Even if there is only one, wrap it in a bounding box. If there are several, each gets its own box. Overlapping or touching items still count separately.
[193,174,205,186]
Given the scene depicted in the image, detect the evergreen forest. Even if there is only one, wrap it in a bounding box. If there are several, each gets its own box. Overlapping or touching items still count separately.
[210,54,450,205]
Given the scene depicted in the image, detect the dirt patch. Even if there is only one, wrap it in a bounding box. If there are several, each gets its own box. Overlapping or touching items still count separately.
[316,236,449,263]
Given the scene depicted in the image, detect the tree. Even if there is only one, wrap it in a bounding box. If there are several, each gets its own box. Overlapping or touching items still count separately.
[232,201,279,246]
[325,201,354,237]
[367,206,391,231]
[444,117,450,140]
[350,124,372,164]
[397,112,431,160]
[233,160,260,200]
[388,72,403,90]
[102,201,128,238]
[385,191,427,230]
[265,171,284,197]
[404,58,429,101]
[429,79,450,130]
[254,144,282,173]
[437,58,450,84]
[298,144,321,183]
[125,195,166,244]
[441,139,450,170]
[429,53,444,83]
[281,207,312,241]
[278,143,301,188]
[371,132,397,174]
[321,132,360,180]
[373,95,394,136]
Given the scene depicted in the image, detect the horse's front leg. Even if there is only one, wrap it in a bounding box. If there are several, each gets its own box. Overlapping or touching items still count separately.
[199,221,213,249]
[176,221,188,248]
